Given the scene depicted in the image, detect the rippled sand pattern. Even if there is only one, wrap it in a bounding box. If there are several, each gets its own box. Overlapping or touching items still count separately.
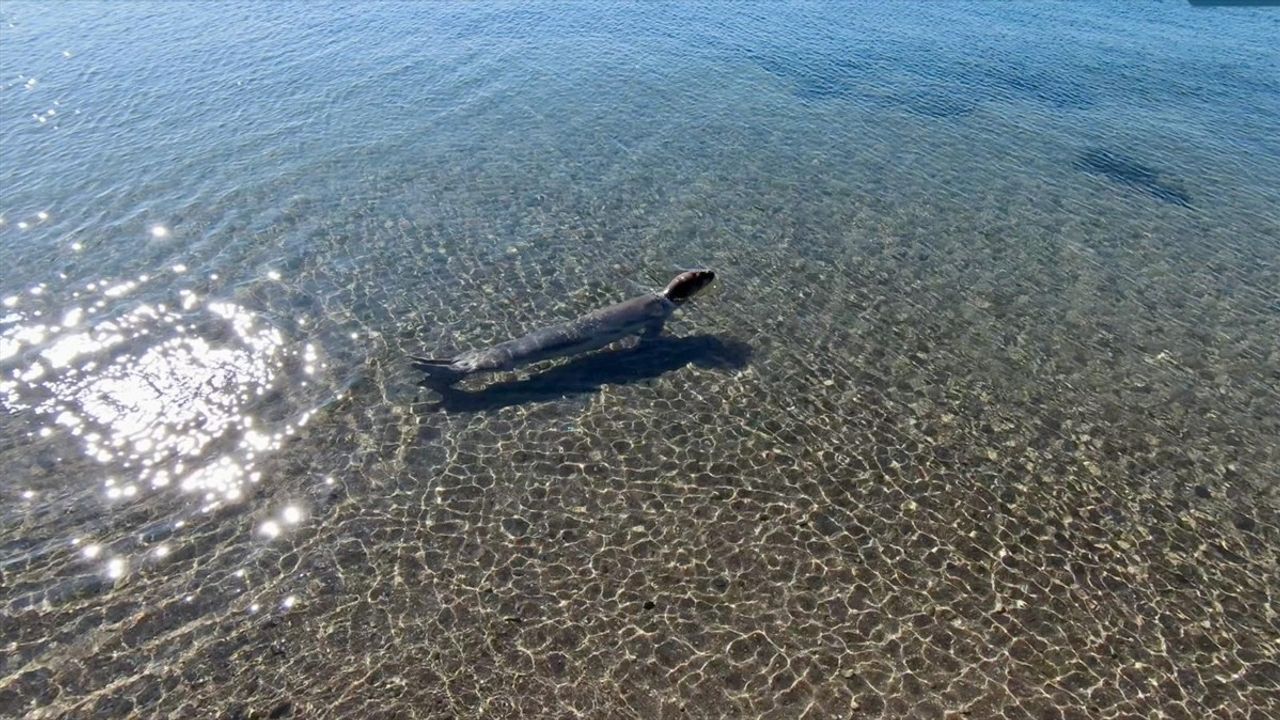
[3,3,1279,719]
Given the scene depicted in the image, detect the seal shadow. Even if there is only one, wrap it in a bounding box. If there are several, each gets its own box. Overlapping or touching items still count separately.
[419,334,753,413]
[1073,148,1193,208]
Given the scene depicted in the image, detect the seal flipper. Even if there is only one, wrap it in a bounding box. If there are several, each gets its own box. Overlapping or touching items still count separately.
[412,356,466,387]
[639,318,666,341]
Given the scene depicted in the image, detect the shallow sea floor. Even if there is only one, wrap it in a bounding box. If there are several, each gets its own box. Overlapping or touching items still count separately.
[1,3,1278,718]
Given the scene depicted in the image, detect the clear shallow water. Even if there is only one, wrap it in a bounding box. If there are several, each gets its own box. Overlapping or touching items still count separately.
[2,2,1278,718]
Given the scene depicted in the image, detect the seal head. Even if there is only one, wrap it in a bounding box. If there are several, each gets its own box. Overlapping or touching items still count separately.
[662,269,716,304]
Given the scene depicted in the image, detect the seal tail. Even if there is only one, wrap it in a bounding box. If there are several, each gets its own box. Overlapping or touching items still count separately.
[411,356,465,387]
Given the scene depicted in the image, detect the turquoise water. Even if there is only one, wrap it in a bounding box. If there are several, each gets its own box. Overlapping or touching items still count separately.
[2,2,1278,718]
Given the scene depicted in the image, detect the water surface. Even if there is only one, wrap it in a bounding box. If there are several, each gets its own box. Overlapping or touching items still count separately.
[2,2,1279,718]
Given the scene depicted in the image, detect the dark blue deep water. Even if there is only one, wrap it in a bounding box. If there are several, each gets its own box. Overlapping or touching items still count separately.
[2,3,1278,718]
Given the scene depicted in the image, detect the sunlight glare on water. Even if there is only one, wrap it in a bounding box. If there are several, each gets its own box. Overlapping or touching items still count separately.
[0,272,317,519]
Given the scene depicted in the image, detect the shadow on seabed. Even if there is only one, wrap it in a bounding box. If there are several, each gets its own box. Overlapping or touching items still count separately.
[419,334,753,413]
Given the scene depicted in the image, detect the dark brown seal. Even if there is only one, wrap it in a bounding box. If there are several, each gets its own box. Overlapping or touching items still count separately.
[413,269,715,385]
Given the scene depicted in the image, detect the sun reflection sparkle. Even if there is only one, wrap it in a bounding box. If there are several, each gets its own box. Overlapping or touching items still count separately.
[1,272,304,515]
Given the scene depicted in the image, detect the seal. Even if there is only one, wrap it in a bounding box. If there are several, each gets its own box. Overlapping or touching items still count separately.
[413,269,715,386]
